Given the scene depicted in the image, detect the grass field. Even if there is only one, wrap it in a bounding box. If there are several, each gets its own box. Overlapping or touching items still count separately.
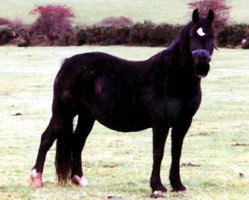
[0,0,249,25]
[0,46,249,199]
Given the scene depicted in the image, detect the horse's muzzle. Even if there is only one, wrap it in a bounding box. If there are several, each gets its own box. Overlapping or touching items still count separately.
[192,49,211,78]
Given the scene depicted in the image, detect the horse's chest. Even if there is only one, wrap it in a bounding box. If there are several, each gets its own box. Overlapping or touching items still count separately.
[163,97,200,123]
[147,94,198,124]
[155,98,183,123]
[164,99,182,119]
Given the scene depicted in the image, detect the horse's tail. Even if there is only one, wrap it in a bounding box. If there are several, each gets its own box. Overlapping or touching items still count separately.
[53,59,74,184]
[55,121,72,184]
[54,54,95,184]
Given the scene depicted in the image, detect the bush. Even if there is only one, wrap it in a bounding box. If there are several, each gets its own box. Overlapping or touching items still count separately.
[128,21,154,45]
[30,4,75,45]
[127,21,181,46]
[0,25,15,45]
[76,25,130,45]
[0,17,30,46]
[188,0,231,29]
[217,24,247,47]
[76,22,182,47]
[241,27,249,49]
[241,39,249,49]
[0,18,11,26]
[0,18,26,31]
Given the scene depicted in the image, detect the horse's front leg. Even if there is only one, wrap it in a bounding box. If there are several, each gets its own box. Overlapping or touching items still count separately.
[170,118,192,192]
[150,123,169,196]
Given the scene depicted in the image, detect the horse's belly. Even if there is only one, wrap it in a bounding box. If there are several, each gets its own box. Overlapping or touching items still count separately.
[92,104,151,132]
[96,116,151,132]
[90,92,151,132]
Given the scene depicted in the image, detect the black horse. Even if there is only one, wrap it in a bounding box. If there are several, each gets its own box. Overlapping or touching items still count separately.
[30,9,215,195]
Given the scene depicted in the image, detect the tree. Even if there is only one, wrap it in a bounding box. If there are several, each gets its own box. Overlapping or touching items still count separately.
[30,5,75,43]
[0,18,11,26]
[188,0,231,29]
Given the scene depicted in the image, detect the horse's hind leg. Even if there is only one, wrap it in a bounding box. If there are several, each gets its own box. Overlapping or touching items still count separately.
[30,117,58,187]
[71,109,95,186]
[30,112,74,187]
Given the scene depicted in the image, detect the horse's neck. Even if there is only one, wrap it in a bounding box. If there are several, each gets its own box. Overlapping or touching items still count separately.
[149,38,201,99]
[173,35,193,62]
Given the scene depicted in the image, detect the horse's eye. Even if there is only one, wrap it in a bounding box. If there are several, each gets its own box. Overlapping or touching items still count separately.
[203,34,214,40]
[190,34,200,39]
[205,34,214,39]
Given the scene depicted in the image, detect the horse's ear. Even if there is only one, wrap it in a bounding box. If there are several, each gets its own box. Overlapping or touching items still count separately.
[192,9,199,23]
[207,9,214,22]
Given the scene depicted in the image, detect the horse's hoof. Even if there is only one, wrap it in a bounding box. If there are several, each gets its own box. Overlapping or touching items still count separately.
[150,184,167,198]
[172,183,187,192]
[71,175,88,187]
[29,169,44,188]
[150,190,166,198]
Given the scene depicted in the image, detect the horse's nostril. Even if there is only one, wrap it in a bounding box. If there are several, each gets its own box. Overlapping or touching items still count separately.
[192,49,210,57]
[199,53,207,58]
[202,52,210,57]
[192,49,211,63]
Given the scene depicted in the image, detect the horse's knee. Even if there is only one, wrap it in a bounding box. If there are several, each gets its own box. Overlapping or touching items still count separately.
[39,136,55,153]
[39,124,57,152]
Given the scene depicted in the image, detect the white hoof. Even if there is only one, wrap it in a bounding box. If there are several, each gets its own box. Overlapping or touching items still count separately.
[150,190,165,198]
[153,190,164,196]
[71,175,88,187]
[29,169,44,187]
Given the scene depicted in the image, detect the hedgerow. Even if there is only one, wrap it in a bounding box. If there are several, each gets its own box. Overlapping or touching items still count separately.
[0,4,248,48]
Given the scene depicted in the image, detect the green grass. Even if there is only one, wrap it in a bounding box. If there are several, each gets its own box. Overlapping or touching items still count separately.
[0,46,249,199]
[0,0,249,25]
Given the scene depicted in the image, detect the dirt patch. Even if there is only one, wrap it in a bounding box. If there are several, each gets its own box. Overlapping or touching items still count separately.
[101,164,117,168]
[190,132,209,137]
[12,112,22,116]
[107,195,123,200]
[181,162,201,167]
[231,143,249,147]
[239,173,245,178]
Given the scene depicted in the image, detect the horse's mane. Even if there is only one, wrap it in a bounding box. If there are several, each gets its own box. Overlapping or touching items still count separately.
[178,22,193,65]
[155,22,193,67]
[169,22,192,50]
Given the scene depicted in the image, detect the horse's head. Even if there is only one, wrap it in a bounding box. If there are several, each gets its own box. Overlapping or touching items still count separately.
[189,9,214,78]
